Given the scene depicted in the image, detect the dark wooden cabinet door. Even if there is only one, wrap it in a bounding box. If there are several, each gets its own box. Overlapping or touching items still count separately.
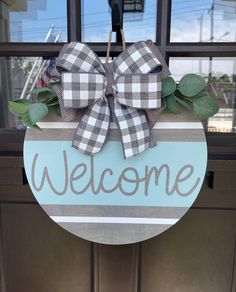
[141,209,236,292]
[0,151,236,292]
[1,204,92,292]
[1,204,235,292]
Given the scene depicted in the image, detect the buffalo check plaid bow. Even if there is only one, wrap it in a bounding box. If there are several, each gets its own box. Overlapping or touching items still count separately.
[56,41,169,159]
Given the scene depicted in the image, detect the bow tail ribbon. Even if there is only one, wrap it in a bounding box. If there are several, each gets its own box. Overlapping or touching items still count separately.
[61,71,110,155]
[113,73,162,158]
[114,101,151,158]
[73,98,110,155]
[73,97,151,159]
[62,72,162,159]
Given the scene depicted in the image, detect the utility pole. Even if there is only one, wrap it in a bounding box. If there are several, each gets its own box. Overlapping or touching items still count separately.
[198,13,204,43]
[210,0,215,43]
[209,0,215,82]
[198,13,204,74]
[233,31,236,132]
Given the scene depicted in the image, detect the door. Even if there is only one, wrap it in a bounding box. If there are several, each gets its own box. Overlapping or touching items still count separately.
[0,0,236,291]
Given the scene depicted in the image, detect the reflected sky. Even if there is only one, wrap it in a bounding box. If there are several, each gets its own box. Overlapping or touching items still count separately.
[2,0,236,43]
[82,0,157,42]
[169,57,236,82]
[1,0,157,43]
[171,0,236,42]
[1,0,67,42]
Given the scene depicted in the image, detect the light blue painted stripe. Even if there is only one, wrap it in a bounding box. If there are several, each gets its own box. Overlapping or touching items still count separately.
[23,140,207,207]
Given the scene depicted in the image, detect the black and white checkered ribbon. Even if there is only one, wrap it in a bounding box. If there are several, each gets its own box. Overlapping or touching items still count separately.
[56,41,169,159]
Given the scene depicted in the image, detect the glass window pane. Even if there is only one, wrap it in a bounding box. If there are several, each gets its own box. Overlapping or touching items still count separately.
[0,56,58,128]
[171,0,236,42]
[0,0,67,42]
[82,0,157,42]
[0,55,114,128]
[169,57,236,133]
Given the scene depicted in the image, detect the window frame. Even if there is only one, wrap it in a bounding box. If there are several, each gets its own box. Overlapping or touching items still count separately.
[0,0,235,57]
[0,0,235,159]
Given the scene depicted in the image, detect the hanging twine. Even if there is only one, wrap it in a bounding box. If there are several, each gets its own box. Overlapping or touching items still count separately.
[106,29,126,63]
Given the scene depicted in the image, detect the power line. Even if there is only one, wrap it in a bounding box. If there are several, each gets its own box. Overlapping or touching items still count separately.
[9,16,67,24]
[173,4,211,12]
[8,2,158,24]
[10,26,67,33]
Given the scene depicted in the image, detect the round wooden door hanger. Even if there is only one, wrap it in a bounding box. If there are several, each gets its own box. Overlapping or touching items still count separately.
[24,112,207,245]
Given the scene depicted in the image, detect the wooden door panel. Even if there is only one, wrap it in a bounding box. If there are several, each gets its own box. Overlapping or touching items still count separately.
[1,203,91,292]
[0,206,6,292]
[141,209,236,292]
[93,243,139,292]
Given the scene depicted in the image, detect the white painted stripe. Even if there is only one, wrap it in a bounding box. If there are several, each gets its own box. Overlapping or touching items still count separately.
[37,122,203,130]
[36,122,74,129]
[154,122,202,129]
[50,216,178,225]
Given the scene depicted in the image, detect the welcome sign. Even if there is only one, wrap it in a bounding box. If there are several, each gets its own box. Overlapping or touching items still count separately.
[24,113,207,244]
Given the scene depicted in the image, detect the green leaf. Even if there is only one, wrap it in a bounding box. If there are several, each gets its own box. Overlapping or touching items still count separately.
[47,102,59,108]
[22,113,41,130]
[14,98,31,105]
[46,96,59,107]
[8,99,31,116]
[28,103,48,125]
[166,94,182,114]
[54,106,61,117]
[193,95,219,120]
[37,92,57,102]
[175,96,193,110]
[161,77,176,98]
[48,81,61,90]
[178,74,206,97]
[192,90,209,99]
[30,87,57,102]
[31,87,53,95]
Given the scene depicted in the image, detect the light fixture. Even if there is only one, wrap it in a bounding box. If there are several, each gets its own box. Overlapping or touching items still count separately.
[109,0,145,13]
[123,0,145,13]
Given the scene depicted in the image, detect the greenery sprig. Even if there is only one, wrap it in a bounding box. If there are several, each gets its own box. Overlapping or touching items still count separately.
[8,74,219,128]
[162,74,219,119]
[8,86,59,129]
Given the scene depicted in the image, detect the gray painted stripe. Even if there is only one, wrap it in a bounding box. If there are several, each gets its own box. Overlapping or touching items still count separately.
[25,128,205,142]
[29,109,200,124]
[41,205,188,218]
[58,222,172,244]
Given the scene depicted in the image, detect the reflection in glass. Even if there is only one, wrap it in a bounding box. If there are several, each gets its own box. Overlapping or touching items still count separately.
[82,0,157,42]
[0,56,58,128]
[0,0,67,42]
[171,0,236,42]
[169,57,236,132]
[0,55,112,128]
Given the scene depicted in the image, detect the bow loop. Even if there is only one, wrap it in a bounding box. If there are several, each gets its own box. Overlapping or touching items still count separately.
[57,42,105,75]
[113,41,162,78]
[62,72,107,108]
[114,74,162,109]
[56,41,171,159]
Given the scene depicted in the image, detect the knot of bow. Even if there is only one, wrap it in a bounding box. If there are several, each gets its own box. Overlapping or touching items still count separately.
[56,41,168,159]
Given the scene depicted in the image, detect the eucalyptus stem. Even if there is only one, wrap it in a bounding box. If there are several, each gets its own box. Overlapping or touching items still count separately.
[182,96,193,103]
